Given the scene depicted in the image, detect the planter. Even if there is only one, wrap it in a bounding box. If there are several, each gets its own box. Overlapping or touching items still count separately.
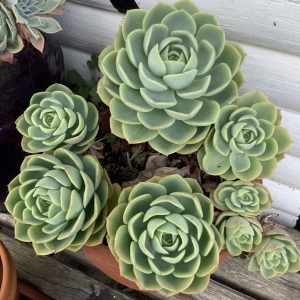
[83,244,229,292]
[0,241,20,300]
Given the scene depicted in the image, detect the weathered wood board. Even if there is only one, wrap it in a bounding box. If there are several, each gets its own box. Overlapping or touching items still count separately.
[1,214,299,300]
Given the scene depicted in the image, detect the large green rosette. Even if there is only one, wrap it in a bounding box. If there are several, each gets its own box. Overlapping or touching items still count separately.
[5,148,120,255]
[210,180,272,216]
[97,0,246,155]
[197,90,292,181]
[248,229,300,279]
[16,84,99,154]
[107,174,223,296]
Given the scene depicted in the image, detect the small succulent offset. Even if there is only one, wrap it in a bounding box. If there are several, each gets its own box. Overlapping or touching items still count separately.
[210,180,272,216]
[1,0,65,62]
[248,230,300,279]
[198,91,292,181]
[98,0,246,155]
[107,175,223,296]
[5,148,120,255]
[0,3,23,62]
[215,212,262,256]
[16,84,99,154]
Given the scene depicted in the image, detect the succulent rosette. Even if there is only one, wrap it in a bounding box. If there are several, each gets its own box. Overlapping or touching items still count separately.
[5,0,63,39]
[215,212,262,256]
[5,148,120,255]
[197,91,292,181]
[107,174,223,296]
[97,0,246,155]
[16,84,99,154]
[248,230,300,279]
[0,3,23,59]
[210,180,272,216]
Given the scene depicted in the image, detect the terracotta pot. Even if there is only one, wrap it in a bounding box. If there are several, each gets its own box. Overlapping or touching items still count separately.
[83,244,229,292]
[0,241,20,300]
[18,281,51,300]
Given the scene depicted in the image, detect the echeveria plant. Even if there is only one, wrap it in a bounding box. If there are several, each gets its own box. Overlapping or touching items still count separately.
[215,212,262,256]
[0,3,23,61]
[16,84,99,154]
[97,0,246,155]
[248,230,300,279]
[197,91,292,181]
[210,180,272,216]
[5,148,120,255]
[107,174,223,296]
[0,0,64,62]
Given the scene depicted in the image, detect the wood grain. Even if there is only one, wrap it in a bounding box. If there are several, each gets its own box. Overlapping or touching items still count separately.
[1,214,299,300]
[0,225,134,300]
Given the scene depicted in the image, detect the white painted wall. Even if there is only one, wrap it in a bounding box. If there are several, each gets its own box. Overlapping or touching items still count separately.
[56,0,300,227]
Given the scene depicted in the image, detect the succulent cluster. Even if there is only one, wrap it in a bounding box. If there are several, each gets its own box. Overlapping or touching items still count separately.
[16,84,99,154]
[5,148,120,254]
[4,0,300,295]
[107,175,223,296]
[248,230,300,279]
[198,91,292,181]
[0,0,65,62]
[97,0,245,155]
[210,180,272,216]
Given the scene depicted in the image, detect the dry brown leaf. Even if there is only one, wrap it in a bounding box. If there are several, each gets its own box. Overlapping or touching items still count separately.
[140,170,154,180]
[90,141,104,151]
[30,33,45,53]
[135,151,151,166]
[48,8,64,15]
[89,148,104,159]
[0,50,13,63]
[189,166,202,184]
[145,155,168,172]
[262,224,276,234]
[121,177,141,189]
[154,166,189,178]
[201,181,218,193]
[175,166,190,177]
[178,155,190,166]
[154,167,178,177]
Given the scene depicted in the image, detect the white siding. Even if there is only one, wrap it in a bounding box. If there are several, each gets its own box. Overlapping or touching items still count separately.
[56,0,300,226]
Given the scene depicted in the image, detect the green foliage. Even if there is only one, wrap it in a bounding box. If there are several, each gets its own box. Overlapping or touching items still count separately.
[197,90,292,181]
[215,212,263,256]
[67,54,103,108]
[5,0,63,40]
[107,174,223,296]
[97,0,246,155]
[210,180,272,216]
[0,3,23,55]
[248,230,300,279]
[16,84,99,154]
[5,148,121,255]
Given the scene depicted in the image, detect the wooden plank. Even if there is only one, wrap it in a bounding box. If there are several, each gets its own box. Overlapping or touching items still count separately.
[64,249,255,300]
[1,213,300,299]
[213,224,300,300]
[0,225,134,300]
[66,0,300,56]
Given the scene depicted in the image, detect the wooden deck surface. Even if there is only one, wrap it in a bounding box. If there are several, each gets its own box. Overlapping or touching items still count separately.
[1,213,299,300]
